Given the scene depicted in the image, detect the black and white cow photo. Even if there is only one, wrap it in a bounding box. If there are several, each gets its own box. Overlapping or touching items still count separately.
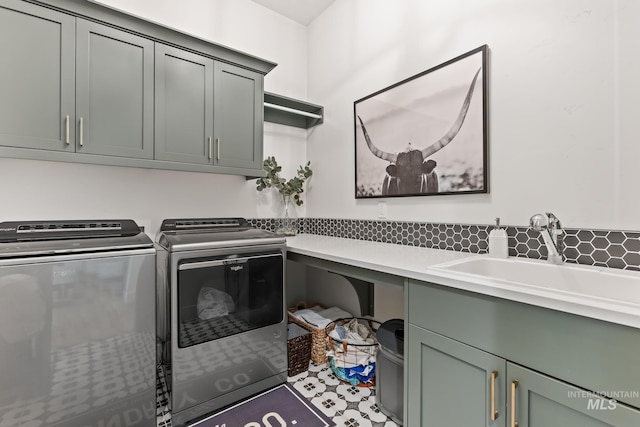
[354,45,487,198]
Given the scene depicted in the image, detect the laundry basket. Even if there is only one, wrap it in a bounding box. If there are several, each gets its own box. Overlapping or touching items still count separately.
[325,318,381,387]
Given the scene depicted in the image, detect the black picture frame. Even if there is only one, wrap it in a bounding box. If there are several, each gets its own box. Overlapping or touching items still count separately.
[354,45,488,199]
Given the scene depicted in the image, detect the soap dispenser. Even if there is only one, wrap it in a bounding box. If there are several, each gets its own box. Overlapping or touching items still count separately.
[488,217,508,258]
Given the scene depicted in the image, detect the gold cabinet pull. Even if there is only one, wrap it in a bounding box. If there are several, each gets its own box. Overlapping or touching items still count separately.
[65,115,70,145]
[491,371,499,421]
[216,137,220,160]
[511,380,519,427]
[208,137,212,160]
[79,117,84,147]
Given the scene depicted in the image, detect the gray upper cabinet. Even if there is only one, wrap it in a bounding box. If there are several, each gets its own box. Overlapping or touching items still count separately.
[0,0,75,151]
[154,44,214,164]
[0,0,275,176]
[76,19,154,159]
[155,49,262,171]
[214,62,263,170]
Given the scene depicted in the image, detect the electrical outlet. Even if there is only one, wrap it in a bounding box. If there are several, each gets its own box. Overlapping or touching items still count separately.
[377,202,387,219]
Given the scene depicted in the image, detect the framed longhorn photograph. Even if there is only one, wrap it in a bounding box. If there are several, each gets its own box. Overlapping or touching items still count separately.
[354,45,488,198]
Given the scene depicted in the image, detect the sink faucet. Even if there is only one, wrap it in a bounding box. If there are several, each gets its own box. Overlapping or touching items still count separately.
[529,212,563,264]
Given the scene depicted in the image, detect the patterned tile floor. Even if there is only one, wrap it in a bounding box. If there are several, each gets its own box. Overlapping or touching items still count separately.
[156,362,401,427]
[288,362,400,427]
[156,365,171,427]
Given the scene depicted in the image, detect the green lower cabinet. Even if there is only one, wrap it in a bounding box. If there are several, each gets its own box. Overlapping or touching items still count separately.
[407,325,507,426]
[406,324,640,427]
[508,363,640,427]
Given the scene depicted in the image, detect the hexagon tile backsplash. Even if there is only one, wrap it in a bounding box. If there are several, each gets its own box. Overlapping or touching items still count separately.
[248,218,640,271]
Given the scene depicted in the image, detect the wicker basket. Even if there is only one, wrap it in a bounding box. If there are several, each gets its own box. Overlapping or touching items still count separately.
[287,323,312,376]
[287,302,329,364]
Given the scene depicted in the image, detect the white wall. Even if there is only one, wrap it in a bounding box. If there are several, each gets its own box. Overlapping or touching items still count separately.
[0,0,310,238]
[306,0,640,231]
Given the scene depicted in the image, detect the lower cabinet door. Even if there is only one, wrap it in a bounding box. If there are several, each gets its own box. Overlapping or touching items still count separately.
[407,325,506,427]
[507,362,640,427]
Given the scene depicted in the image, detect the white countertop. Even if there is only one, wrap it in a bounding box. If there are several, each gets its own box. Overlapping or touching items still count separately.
[286,234,640,330]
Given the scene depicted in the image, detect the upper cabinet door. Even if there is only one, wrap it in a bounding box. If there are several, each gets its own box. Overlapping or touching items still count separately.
[155,44,214,164]
[0,0,75,151]
[213,62,263,170]
[76,19,153,159]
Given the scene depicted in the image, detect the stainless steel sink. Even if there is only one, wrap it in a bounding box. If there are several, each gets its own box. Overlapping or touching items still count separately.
[430,256,640,304]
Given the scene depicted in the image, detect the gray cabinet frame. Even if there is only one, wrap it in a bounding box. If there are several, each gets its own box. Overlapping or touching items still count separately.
[0,0,275,177]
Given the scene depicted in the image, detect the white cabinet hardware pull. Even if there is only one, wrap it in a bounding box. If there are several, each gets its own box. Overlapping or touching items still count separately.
[79,117,84,147]
[65,115,70,144]
[216,137,220,160]
[208,137,212,160]
[511,380,519,427]
[491,371,499,421]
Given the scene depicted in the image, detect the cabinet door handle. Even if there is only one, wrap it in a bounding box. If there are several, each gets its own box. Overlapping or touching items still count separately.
[490,371,499,421]
[208,137,212,160]
[65,115,70,145]
[79,117,84,147]
[511,380,519,427]
[216,137,220,160]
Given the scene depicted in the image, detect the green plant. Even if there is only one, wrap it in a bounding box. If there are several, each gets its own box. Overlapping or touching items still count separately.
[256,156,312,206]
